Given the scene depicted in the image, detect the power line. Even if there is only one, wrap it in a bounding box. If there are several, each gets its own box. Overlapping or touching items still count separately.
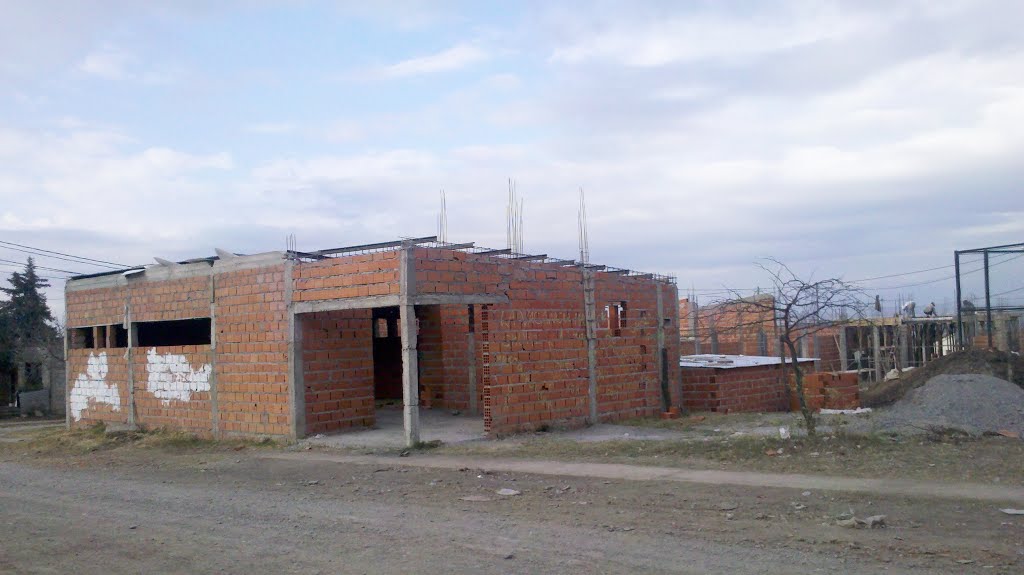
[867,253,1024,291]
[0,258,78,275]
[0,240,127,269]
[991,284,1024,298]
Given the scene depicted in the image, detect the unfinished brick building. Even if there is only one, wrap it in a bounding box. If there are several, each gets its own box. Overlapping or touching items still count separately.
[679,295,777,356]
[64,238,679,445]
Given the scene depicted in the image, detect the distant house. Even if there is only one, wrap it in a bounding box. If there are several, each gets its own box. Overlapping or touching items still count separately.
[1,343,65,416]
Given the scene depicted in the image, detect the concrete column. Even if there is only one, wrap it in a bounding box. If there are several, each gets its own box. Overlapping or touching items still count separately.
[656,285,669,412]
[899,324,909,369]
[839,327,848,371]
[63,318,70,429]
[467,305,478,416]
[690,300,701,355]
[872,325,882,383]
[921,325,928,365]
[582,269,598,424]
[209,274,221,439]
[400,247,420,447]
[126,297,137,430]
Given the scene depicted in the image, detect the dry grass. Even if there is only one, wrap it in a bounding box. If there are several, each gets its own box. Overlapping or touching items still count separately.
[0,423,278,458]
[436,431,1024,485]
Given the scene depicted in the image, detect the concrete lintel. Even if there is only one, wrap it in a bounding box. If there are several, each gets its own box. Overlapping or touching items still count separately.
[292,295,400,314]
[412,293,510,306]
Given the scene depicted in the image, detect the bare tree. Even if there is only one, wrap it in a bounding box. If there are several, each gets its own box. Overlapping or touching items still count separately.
[721,259,865,436]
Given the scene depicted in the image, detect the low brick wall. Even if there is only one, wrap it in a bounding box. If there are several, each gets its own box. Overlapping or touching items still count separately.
[681,360,817,413]
[790,371,860,411]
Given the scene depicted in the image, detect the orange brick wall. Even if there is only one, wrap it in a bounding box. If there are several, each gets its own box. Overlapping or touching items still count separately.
[300,309,375,434]
[66,247,678,439]
[681,364,789,413]
[133,345,213,434]
[416,305,446,408]
[131,276,211,322]
[292,252,400,301]
[679,296,776,356]
[594,276,678,421]
[416,247,678,435]
[67,348,130,426]
[213,264,290,437]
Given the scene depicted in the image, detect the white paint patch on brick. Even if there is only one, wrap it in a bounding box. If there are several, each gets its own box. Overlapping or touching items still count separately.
[69,352,121,421]
[145,348,211,404]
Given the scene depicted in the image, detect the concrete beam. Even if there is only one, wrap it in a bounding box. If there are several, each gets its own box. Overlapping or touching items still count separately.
[412,293,510,306]
[292,295,400,314]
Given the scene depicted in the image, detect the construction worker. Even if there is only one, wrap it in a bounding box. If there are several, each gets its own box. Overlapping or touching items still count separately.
[923,302,936,317]
[902,300,916,318]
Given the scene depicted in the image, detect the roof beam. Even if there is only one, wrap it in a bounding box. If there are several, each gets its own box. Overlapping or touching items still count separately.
[477,248,512,256]
[512,254,547,261]
[316,235,437,256]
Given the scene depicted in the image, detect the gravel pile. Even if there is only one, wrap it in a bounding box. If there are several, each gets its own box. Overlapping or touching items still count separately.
[852,374,1024,436]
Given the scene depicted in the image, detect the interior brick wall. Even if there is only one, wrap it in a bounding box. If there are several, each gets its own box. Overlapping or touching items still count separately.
[300,309,374,435]
[416,305,446,408]
[437,304,473,412]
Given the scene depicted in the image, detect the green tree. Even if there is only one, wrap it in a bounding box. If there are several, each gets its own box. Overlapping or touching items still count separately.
[0,258,56,347]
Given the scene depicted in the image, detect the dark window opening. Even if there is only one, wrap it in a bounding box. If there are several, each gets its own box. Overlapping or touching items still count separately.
[95,325,107,347]
[113,324,129,347]
[23,363,43,389]
[136,318,211,347]
[70,327,94,349]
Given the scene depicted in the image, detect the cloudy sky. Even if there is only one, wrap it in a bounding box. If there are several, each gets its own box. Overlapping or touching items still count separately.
[1,0,1023,319]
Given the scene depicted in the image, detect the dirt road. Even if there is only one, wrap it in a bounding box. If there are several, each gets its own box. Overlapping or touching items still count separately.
[1,442,1021,574]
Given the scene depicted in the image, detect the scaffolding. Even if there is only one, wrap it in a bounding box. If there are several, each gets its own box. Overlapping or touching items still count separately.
[954,241,1024,350]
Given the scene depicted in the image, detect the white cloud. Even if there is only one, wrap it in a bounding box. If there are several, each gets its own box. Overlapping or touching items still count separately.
[549,3,885,67]
[78,46,134,80]
[380,43,489,78]
[244,122,296,135]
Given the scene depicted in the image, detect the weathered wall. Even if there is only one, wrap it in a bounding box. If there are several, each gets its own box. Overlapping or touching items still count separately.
[300,309,374,435]
[133,345,213,434]
[66,260,291,437]
[67,349,130,426]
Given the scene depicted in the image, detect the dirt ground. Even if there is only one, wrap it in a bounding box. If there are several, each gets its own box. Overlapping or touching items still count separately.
[1,424,1022,574]
[432,413,1024,486]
